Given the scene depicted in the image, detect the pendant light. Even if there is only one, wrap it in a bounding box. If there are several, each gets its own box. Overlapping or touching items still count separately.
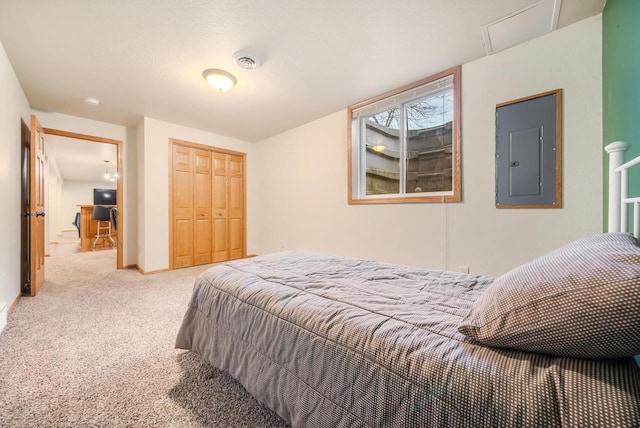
[103,160,118,181]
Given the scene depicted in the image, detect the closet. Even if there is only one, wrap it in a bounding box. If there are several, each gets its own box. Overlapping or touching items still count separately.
[170,139,245,269]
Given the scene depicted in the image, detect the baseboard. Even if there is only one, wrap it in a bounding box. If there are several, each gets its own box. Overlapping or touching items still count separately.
[0,293,19,335]
[126,264,168,274]
[9,293,21,314]
[0,302,7,334]
[131,258,257,275]
[132,265,170,275]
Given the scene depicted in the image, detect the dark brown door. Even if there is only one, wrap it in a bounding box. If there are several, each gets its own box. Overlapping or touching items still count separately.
[20,119,30,294]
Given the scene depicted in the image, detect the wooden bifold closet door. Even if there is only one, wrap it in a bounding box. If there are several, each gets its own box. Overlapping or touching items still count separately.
[171,140,245,269]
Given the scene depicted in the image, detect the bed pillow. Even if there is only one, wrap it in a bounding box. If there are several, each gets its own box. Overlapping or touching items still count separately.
[458,233,640,358]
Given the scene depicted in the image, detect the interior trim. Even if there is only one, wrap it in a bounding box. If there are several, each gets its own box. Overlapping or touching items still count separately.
[42,127,124,269]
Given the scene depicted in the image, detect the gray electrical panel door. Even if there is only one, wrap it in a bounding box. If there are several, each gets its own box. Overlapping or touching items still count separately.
[496,91,561,208]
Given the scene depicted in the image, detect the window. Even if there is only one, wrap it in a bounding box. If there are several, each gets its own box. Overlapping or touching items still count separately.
[348,66,461,204]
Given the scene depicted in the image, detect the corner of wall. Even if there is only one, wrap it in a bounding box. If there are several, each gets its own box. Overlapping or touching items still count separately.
[0,37,31,307]
[136,118,146,271]
[602,0,640,231]
[124,126,139,267]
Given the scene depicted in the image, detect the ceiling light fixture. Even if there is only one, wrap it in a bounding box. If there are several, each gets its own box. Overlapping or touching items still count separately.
[202,68,237,91]
[84,97,100,106]
[103,160,117,181]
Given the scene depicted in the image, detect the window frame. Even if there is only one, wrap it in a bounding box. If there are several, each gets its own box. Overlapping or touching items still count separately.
[347,66,461,204]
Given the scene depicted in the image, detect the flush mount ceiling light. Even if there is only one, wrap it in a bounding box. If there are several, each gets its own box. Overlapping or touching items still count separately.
[84,97,100,106]
[233,51,261,70]
[202,68,237,91]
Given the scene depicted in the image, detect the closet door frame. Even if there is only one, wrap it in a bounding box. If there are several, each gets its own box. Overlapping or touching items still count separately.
[168,138,246,270]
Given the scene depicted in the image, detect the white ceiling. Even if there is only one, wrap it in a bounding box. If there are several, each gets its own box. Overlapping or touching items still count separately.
[0,0,605,144]
[46,135,117,182]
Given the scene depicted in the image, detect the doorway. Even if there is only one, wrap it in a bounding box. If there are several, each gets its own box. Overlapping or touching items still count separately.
[21,119,124,297]
[42,128,124,270]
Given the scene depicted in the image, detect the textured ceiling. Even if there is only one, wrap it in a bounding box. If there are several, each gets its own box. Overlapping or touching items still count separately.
[46,135,117,182]
[0,0,605,143]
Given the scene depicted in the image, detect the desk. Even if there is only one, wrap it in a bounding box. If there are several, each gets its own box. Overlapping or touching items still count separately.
[78,205,117,250]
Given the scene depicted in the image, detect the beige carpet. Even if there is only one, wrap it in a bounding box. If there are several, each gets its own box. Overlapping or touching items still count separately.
[0,250,289,427]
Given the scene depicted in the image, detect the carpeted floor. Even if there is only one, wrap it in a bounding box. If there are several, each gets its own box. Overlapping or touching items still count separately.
[0,250,289,427]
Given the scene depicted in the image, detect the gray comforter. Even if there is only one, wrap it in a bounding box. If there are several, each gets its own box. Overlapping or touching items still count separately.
[175,251,640,427]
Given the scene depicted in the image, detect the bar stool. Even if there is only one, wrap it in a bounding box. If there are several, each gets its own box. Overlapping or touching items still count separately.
[92,205,115,248]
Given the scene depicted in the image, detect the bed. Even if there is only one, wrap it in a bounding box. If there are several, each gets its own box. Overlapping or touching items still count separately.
[176,146,640,427]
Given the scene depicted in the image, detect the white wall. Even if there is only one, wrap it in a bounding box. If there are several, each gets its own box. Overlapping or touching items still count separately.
[46,154,64,248]
[0,39,31,307]
[255,15,603,276]
[139,117,257,272]
[33,112,137,267]
[448,15,602,275]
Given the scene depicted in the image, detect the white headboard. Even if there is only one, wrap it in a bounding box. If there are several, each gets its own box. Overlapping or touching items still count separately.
[605,141,640,238]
